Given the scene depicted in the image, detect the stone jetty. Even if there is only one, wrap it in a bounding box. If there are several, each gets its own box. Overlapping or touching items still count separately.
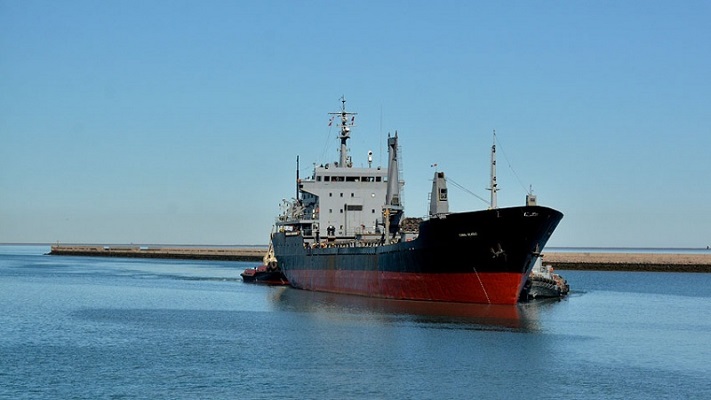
[48,245,711,272]
[545,252,711,272]
[49,245,265,262]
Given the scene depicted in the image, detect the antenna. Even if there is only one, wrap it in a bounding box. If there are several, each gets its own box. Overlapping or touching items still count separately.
[296,155,300,200]
[380,105,383,166]
[487,130,498,209]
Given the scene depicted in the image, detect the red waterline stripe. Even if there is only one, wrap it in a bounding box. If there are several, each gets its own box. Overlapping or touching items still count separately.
[284,270,526,305]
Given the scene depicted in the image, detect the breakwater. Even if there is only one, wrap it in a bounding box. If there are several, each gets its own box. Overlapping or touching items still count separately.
[545,252,711,272]
[48,245,265,262]
[47,245,711,272]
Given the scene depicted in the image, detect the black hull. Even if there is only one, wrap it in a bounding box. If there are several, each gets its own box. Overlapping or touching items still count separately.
[272,205,563,304]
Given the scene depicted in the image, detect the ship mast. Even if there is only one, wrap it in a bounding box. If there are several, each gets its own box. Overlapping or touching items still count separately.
[329,96,357,168]
[383,132,404,239]
[487,130,498,209]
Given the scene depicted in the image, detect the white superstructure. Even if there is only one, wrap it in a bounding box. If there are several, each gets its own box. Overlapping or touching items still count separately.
[277,98,404,244]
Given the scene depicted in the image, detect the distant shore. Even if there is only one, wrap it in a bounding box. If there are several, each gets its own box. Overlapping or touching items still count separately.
[45,245,711,272]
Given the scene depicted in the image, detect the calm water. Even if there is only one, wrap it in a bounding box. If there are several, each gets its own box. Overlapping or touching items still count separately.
[1,246,710,399]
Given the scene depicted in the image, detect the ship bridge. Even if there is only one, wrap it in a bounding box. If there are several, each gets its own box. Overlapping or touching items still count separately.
[299,165,388,238]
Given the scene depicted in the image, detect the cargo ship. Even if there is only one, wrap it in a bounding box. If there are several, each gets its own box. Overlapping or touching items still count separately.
[271,98,563,305]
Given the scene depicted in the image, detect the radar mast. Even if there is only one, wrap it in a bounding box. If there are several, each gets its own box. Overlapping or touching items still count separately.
[329,96,357,168]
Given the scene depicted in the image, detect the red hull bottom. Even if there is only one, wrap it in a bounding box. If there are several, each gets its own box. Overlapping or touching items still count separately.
[284,270,527,305]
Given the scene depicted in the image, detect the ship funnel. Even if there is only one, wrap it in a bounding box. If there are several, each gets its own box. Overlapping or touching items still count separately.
[429,171,449,216]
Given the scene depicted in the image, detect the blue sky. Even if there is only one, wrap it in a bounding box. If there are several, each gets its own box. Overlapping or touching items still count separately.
[1,0,709,247]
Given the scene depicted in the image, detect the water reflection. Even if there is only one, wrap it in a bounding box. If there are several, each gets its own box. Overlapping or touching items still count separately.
[269,287,544,332]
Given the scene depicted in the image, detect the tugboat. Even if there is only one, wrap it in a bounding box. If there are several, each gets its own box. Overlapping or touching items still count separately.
[240,244,289,285]
[521,256,570,300]
[270,98,563,305]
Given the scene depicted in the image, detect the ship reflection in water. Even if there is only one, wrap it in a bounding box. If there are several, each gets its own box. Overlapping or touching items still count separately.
[268,286,547,332]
